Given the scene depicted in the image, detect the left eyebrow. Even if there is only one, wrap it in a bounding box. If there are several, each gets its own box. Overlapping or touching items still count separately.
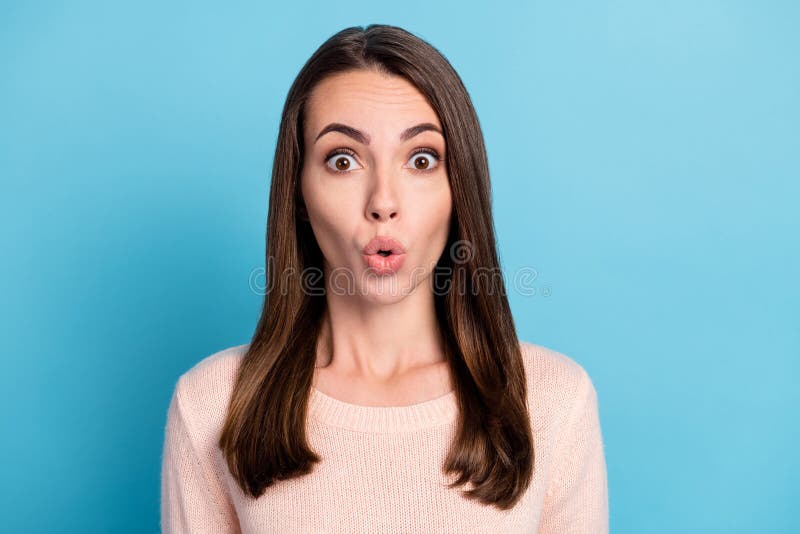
[314,122,443,145]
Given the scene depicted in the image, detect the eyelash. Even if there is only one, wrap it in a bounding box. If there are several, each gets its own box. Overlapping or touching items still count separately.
[324,147,442,175]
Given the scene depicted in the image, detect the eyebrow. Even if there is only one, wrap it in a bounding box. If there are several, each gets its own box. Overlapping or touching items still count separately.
[313,122,443,145]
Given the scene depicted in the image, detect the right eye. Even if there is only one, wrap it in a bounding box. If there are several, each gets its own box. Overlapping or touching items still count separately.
[325,149,363,174]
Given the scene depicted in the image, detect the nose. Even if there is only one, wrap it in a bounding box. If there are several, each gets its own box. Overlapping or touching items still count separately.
[369,206,398,221]
[366,167,399,221]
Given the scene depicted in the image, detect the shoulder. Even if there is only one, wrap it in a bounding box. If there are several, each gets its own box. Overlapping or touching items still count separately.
[175,343,249,396]
[518,340,594,393]
[517,340,599,432]
[169,343,250,436]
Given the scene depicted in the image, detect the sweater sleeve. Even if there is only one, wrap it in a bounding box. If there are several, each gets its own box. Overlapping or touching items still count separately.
[160,382,241,534]
[538,368,609,534]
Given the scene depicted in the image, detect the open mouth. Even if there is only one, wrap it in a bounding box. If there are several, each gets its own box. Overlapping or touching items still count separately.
[363,246,406,275]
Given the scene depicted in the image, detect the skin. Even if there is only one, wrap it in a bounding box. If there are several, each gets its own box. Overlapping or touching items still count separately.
[300,68,454,406]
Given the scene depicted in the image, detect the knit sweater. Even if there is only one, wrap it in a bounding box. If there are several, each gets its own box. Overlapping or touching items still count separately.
[160,341,609,533]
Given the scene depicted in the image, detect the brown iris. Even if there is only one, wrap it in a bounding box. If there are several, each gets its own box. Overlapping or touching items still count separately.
[334,157,350,171]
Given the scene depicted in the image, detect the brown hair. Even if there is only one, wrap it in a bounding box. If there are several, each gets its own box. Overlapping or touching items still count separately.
[219,24,533,510]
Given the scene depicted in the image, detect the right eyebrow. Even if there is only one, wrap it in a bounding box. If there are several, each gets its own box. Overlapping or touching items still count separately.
[314,122,443,145]
[315,123,370,145]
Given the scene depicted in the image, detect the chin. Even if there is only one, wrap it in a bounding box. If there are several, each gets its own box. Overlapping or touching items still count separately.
[358,272,414,301]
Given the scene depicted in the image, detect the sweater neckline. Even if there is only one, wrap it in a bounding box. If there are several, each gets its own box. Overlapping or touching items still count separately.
[308,385,458,432]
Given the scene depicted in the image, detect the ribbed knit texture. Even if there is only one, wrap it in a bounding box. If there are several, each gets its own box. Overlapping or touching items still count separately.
[160,341,609,533]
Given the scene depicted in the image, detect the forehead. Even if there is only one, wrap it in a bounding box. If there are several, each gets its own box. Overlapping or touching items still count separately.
[305,69,441,138]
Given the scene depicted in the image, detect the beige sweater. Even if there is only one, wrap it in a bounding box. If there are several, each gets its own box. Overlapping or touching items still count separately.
[160,341,609,533]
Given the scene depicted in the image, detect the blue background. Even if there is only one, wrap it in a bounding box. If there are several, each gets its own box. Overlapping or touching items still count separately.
[2,1,797,532]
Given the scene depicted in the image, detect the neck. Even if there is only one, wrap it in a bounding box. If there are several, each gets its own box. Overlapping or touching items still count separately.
[314,283,446,382]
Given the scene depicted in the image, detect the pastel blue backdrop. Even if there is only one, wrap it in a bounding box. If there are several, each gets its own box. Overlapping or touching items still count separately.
[2,1,797,533]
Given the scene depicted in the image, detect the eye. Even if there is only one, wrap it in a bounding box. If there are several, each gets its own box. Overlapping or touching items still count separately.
[406,148,441,173]
[324,148,363,174]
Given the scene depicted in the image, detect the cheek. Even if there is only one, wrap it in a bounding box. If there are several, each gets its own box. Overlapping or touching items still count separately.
[427,184,453,227]
[306,197,349,244]
[301,173,362,257]
[412,186,453,250]
[302,170,346,224]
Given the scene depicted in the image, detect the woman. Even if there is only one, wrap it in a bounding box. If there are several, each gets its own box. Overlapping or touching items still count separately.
[161,24,608,533]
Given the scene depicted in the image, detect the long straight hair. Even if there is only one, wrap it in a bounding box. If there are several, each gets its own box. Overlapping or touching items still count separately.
[219,24,533,510]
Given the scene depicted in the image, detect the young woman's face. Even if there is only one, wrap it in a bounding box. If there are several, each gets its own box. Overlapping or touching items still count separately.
[300,68,452,302]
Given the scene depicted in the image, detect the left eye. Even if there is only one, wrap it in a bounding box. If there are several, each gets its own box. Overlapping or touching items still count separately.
[406,150,440,172]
